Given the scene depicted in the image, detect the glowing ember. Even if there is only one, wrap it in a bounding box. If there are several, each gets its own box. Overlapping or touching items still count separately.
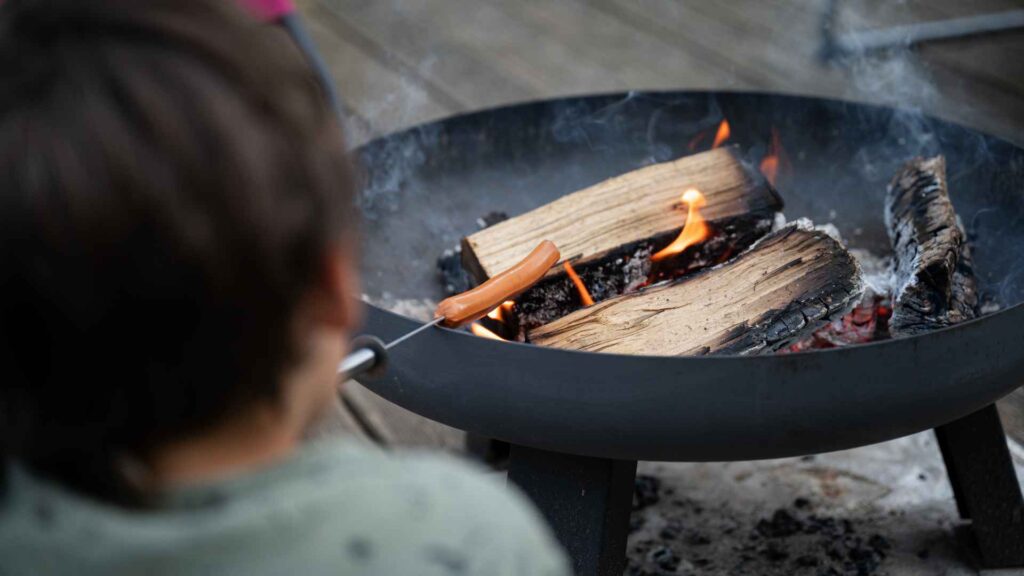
[563,261,595,306]
[470,322,505,340]
[784,297,892,352]
[486,300,516,322]
[711,119,731,149]
[651,188,710,262]
[760,127,783,186]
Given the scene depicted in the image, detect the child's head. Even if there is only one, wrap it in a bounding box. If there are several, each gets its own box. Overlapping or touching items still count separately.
[0,0,359,501]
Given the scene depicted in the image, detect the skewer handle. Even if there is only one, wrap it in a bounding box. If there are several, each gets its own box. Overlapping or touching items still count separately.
[338,335,388,381]
[341,240,560,379]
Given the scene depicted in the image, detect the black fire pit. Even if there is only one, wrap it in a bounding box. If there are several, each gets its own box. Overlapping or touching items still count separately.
[352,91,1024,575]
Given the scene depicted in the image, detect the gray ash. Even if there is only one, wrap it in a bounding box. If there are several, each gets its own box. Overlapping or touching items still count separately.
[435,212,508,296]
[437,247,470,296]
[475,211,509,229]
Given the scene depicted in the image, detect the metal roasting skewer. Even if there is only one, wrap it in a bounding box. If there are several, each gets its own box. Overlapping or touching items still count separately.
[383,317,446,351]
[337,318,445,381]
[337,241,561,380]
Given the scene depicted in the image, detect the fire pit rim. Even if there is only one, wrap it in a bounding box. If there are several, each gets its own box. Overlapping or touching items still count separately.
[353,89,1024,461]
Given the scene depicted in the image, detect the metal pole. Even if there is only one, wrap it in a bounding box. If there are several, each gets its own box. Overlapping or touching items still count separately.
[834,10,1024,56]
[277,11,344,120]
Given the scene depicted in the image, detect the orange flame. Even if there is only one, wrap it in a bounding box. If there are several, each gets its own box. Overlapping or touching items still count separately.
[563,261,595,306]
[760,127,783,186]
[470,323,505,340]
[486,300,515,322]
[651,188,709,262]
[711,119,730,149]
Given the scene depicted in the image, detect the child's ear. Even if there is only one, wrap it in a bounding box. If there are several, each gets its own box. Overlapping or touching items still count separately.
[316,243,362,331]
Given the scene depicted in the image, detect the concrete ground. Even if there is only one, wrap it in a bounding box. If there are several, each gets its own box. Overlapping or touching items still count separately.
[627,432,1024,575]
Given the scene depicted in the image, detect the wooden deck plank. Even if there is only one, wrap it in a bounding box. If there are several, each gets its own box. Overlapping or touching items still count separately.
[671,0,1024,142]
[824,0,1024,141]
[304,0,1024,142]
[834,0,1024,116]
[296,1,457,144]
[844,0,1024,25]
[483,0,740,92]
[922,32,1024,98]
[317,0,537,111]
[589,0,846,99]
[416,0,664,96]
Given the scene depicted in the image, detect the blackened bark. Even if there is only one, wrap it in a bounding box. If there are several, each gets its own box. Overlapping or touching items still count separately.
[886,156,978,336]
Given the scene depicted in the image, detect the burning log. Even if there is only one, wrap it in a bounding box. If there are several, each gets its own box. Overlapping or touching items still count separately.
[528,223,863,356]
[886,156,979,336]
[461,146,783,284]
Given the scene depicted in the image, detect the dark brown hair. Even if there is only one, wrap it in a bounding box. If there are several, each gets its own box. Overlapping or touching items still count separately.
[0,0,355,503]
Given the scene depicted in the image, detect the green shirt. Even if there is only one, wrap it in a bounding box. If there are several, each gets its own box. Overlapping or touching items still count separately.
[0,439,569,576]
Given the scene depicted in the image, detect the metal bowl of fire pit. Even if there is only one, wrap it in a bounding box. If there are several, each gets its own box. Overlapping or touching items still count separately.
[354,91,1024,462]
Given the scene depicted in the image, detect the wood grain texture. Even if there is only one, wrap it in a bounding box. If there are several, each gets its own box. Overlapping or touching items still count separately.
[485,0,735,91]
[589,0,844,96]
[317,0,545,108]
[304,0,1024,145]
[529,224,863,356]
[462,146,782,282]
[886,156,979,336]
[296,0,458,146]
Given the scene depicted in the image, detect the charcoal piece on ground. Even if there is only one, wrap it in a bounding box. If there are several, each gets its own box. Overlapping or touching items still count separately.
[634,474,661,510]
[756,509,804,538]
[529,222,864,356]
[647,546,680,571]
[885,156,979,336]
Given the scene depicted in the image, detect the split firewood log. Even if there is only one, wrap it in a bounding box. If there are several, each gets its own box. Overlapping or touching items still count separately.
[528,222,864,356]
[461,145,782,283]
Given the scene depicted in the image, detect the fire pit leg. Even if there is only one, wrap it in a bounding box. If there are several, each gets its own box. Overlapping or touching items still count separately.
[934,403,1024,568]
[506,444,636,576]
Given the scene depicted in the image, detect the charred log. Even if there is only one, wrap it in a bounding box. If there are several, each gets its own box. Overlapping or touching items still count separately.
[528,223,864,356]
[885,156,979,336]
